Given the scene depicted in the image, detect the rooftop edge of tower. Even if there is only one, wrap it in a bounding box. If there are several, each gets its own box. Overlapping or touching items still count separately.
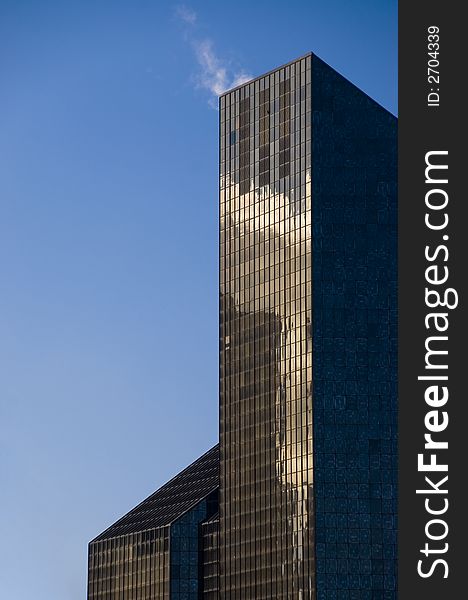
[220,52,313,97]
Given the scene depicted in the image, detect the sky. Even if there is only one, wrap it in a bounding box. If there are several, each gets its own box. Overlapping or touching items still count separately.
[0,1,396,598]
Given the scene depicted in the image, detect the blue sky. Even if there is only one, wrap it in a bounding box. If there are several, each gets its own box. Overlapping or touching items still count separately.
[0,1,396,598]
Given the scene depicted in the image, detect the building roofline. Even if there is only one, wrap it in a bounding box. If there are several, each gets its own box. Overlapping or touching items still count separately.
[218,51,396,118]
[89,483,219,545]
[220,52,312,98]
[89,444,219,544]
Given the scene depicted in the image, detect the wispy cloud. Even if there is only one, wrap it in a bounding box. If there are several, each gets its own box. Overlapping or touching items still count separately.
[174,6,252,105]
[193,39,228,97]
[175,5,197,26]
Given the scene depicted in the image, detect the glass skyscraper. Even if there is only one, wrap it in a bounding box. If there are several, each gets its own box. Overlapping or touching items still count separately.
[88,53,397,600]
[219,52,315,599]
[220,52,396,599]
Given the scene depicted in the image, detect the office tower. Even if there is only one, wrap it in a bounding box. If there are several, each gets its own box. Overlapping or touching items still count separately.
[219,53,396,599]
[87,445,219,599]
[88,52,397,600]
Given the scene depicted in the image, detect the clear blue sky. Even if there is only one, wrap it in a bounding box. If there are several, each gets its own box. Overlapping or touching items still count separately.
[0,1,396,598]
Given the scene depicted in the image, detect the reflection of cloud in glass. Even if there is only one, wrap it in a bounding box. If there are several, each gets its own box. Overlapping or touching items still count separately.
[219,55,314,595]
[222,174,313,487]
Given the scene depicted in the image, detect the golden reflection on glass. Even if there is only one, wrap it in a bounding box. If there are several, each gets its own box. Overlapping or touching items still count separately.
[220,55,315,598]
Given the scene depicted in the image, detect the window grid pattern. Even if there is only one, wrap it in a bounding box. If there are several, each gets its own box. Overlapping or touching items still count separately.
[88,529,170,600]
[219,55,315,599]
[201,513,219,599]
[170,493,217,600]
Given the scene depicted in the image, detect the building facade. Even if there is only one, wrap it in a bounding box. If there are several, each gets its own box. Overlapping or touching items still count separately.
[219,53,315,600]
[88,53,397,600]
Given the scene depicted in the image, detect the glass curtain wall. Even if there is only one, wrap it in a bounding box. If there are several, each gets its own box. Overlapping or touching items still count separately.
[219,54,315,599]
[88,529,170,600]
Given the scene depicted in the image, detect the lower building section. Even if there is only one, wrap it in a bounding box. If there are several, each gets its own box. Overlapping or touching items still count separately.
[87,445,219,600]
[88,528,171,599]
